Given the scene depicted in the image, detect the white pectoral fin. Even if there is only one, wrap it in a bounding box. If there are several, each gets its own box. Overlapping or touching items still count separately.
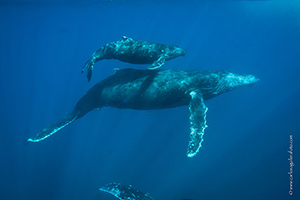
[148,56,166,70]
[187,90,208,157]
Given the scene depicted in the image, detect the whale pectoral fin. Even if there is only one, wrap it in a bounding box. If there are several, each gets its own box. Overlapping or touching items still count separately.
[187,90,208,157]
[82,58,95,82]
[27,114,77,143]
[100,183,154,200]
[148,56,166,70]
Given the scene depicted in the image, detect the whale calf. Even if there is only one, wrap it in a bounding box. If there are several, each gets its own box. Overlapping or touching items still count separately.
[82,36,186,81]
[27,68,259,157]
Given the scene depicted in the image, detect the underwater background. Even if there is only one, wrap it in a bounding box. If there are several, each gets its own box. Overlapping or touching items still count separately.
[0,0,299,200]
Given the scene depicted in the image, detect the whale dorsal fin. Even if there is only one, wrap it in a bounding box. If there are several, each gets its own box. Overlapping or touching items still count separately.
[187,90,208,157]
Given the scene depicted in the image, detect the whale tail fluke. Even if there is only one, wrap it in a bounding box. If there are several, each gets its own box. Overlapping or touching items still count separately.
[82,58,94,82]
[27,114,77,143]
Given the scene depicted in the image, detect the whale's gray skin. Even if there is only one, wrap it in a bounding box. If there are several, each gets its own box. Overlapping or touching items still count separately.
[82,36,187,82]
[27,68,259,157]
[100,182,195,200]
[100,182,154,200]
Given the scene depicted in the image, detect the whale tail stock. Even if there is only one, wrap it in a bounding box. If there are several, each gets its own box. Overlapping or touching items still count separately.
[82,58,94,82]
[27,113,78,143]
[27,83,99,143]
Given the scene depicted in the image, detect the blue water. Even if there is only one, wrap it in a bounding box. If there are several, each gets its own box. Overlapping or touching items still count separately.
[0,0,299,200]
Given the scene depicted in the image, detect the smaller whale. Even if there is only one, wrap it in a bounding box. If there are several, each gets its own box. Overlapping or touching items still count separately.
[82,36,187,82]
[99,183,196,200]
[99,183,198,200]
[27,68,259,157]
[100,182,154,200]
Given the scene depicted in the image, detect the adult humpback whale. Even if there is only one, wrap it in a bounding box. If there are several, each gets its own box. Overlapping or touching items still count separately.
[82,36,186,81]
[27,68,259,157]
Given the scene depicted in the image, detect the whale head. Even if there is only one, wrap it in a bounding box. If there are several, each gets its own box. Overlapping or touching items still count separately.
[167,45,187,59]
[204,71,259,98]
[223,72,259,88]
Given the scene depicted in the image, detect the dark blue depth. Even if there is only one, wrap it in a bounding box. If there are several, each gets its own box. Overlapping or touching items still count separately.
[0,1,299,200]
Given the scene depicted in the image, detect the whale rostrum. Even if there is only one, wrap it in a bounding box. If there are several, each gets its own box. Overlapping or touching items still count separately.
[28,68,259,157]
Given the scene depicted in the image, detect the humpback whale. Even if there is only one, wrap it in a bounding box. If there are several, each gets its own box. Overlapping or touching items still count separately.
[82,36,186,81]
[100,183,153,200]
[27,68,259,157]
[100,182,199,200]
[100,182,195,200]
